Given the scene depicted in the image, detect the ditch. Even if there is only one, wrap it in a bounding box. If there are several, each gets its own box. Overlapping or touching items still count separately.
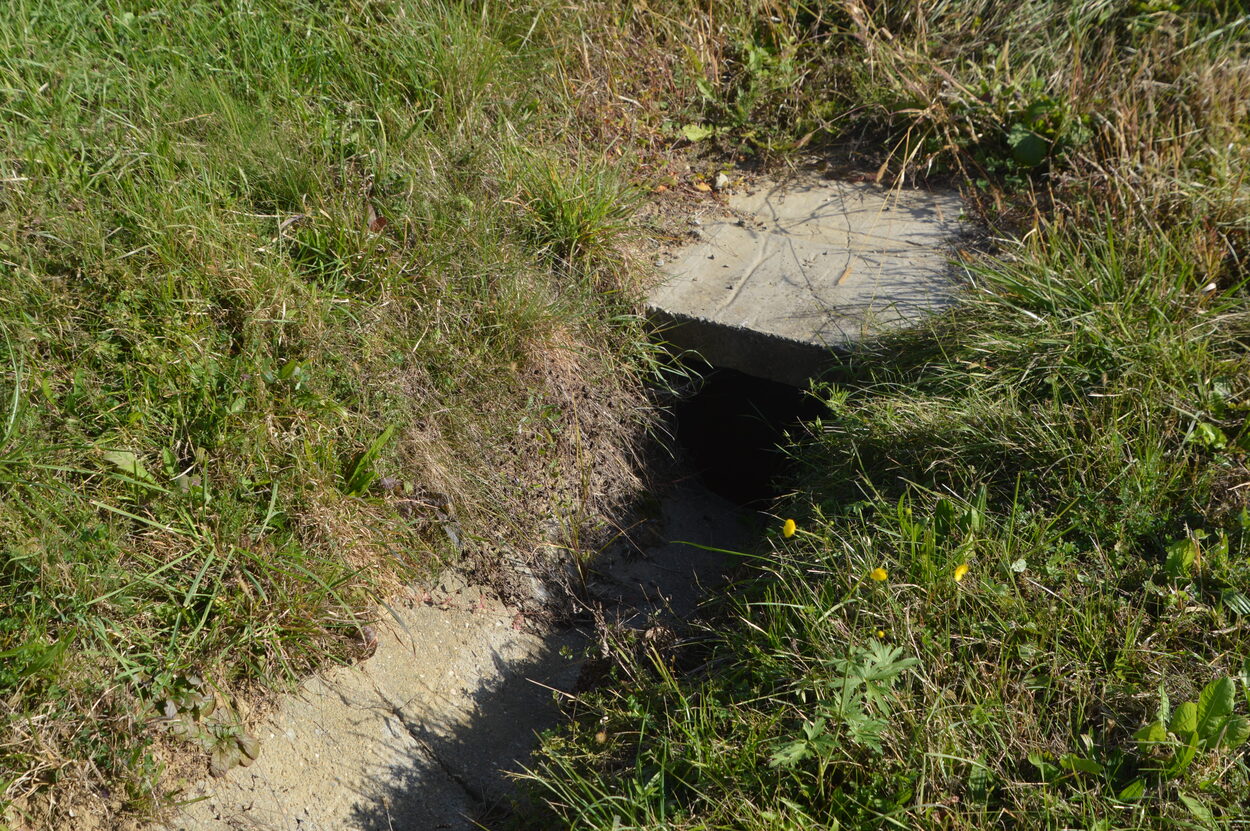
[161,362,821,831]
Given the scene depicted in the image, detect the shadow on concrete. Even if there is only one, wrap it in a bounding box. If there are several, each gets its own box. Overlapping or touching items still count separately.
[340,634,583,830]
[343,477,753,831]
[648,171,974,386]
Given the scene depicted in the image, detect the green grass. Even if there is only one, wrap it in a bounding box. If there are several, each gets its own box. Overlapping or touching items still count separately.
[0,0,656,823]
[3,0,1249,826]
[522,2,1250,829]
[528,217,1250,829]
[527,236,1250,828]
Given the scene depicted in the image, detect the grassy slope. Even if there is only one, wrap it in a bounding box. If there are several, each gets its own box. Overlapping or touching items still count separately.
[3,0,1248,826]
[525,2,1250,829]
[0,0,657,823]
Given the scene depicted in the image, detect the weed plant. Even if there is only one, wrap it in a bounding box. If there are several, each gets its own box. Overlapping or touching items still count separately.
[525,1,1250,829]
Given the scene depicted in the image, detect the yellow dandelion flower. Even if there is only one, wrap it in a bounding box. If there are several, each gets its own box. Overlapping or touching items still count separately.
[870,567,888,582]
[782,518,797,538]
[875,629,885,639]
[954,563,970,582]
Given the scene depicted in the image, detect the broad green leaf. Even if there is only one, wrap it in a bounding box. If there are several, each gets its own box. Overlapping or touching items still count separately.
[1164,736,1199,778]
[1164,537,1197,578]
[102,449,156,483]
[0,636,67,678]
[1196,677,1235,742]
[1059,753,1103,775]
[968,760,991,802]
[1028,751,1061,783]
[1178,791,1215,827]
[1134,720,1168,751]
[968,486,987,532]
[277,360,301,381]
[768,739,810,769]
[1118,779,1146,801]
[1008,124,1049,167]
[1215,714,1249,749]
[680,123,716,142]
[1170,701,1198,737]
[934,498,955,538]
[344,424,396,496]
[1187,422,1228,450]
[1221,589,1250,616]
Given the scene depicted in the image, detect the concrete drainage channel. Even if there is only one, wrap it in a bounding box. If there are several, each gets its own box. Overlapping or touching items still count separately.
[161,171,966,831]
[163,474,753,831]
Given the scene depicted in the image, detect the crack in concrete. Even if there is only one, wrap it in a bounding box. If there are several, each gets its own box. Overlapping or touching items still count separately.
[378,699,489,808]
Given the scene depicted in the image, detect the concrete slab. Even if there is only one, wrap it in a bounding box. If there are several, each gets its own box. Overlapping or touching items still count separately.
[157,478,747,831]
[648,175,968,386]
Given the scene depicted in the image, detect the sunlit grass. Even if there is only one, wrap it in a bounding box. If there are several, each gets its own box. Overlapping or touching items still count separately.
[0,0,655,821]
[522,1,1250,829]
[526,215,1250,830]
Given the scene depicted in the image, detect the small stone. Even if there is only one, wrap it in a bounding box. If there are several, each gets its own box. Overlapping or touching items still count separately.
[714,172,730,191]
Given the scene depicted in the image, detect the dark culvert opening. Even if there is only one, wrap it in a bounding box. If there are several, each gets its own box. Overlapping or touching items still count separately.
[673,367,826,508]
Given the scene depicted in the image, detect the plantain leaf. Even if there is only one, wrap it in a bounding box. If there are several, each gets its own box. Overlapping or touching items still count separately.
[1059,753,1103,775]
[344,424,395,496]
[1196,677,1235,744]
[1215,714,1249,749]
[1164,537,1198,579]
[968,761,991,802]
[1118,778,1146,801]
[1178,791,1215,827]
[1221,589,1250,616]
[1028,751,1061,784]
[1164,735,1199,778]
[102,449,156,484]
[1134,720,1168,752]
[934,498,955,538]
[1170,701,1198,737]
